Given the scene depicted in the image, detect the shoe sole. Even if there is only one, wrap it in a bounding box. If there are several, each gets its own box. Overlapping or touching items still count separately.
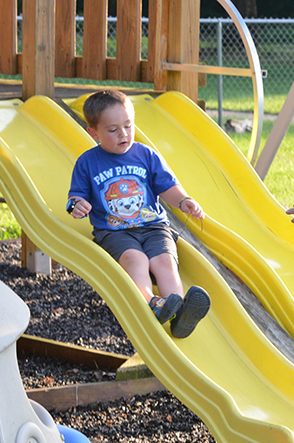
[170,287,211,338]
[158,293,183,324]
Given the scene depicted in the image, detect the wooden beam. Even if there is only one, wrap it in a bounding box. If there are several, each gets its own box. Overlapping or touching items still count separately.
[162,62,252,78]
[83,0,108,80]
[27,377,165,412]
[255,80,294,180]
[0,0,17,74]
[18,334,128,370]
[116,0,142,81]
[22,0,55,100]
[147,0,169,89]
[167,0,201,103]
[55,0,76,78]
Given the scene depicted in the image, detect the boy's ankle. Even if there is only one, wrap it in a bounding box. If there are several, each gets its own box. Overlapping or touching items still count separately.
[149,294,182,324]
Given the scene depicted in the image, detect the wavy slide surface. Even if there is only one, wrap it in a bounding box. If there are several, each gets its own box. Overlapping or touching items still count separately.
[1,96,294,442]
[68,91,294,340]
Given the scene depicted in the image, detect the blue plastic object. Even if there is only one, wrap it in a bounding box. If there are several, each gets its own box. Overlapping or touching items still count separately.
[56,425,91,443]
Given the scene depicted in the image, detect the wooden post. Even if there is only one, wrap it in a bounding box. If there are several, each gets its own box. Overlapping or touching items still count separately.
[22,0,55,100]
[21,231,52,275]
[255,80,294,180]
[0,0,17,74]
[21,0,55,273]
[55,0,76,78]
[116,0,142,81]
[167,0,201,103]
[147,0,169,89]
[83,0,108,80]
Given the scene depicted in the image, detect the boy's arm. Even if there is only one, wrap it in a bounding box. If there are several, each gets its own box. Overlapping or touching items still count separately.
[67,196,92,219]
[160,185,204,220]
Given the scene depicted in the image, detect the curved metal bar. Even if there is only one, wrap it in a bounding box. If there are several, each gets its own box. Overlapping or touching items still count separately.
[216,0,264,166]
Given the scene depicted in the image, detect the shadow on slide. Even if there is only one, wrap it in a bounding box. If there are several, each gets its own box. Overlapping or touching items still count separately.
[0,95,294,443]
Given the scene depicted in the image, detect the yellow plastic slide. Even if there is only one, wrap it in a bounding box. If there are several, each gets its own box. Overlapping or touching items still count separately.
[67,91,294,340]
[1,96,294,443]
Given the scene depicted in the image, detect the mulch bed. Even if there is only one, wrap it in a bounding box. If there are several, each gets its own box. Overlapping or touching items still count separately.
[0,239,216,442]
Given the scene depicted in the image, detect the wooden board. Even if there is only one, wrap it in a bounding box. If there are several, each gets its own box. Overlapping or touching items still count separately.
[27,377,165,411]
[18,334,128,370]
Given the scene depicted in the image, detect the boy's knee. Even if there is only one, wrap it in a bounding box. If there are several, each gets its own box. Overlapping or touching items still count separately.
[119,248,147,266]
[150,253,175,270]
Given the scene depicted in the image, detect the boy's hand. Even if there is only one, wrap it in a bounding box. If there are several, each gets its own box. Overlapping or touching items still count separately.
[181,198,205,220]
[286,206,294,223]
[72,198,92,219]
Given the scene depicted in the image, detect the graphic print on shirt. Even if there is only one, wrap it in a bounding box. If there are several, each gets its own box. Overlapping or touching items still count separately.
[102,176,158,229]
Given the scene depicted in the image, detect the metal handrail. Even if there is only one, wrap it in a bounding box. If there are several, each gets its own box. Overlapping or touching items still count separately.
[212,0,264,165]
[163,0,264,166]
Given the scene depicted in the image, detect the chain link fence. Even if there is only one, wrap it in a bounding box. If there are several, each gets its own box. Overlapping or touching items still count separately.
[198,18,294,116]
[11,17,294,115]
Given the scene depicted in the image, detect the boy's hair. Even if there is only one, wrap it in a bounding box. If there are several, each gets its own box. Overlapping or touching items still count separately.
[83,89,131,128]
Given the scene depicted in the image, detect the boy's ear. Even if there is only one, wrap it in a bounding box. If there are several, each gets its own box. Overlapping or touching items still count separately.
[87,126,99,141]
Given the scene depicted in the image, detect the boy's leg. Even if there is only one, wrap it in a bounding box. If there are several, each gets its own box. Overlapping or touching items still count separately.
[150,253,210,336]
[118,248,154,303]
[149,253,184,298]
[119,249,182,324]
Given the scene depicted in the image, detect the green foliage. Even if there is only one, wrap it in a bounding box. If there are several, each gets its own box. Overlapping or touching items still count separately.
[0,200,21,240]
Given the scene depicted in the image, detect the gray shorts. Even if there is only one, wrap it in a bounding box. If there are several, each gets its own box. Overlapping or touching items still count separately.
[93,224,179,263]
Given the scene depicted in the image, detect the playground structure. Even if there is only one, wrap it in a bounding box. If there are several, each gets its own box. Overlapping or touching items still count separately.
[2,0,294,442]
[0,0,264,163]
[2,93,294,443]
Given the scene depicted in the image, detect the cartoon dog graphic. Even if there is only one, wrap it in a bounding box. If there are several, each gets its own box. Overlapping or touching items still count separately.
[105,178,145,221]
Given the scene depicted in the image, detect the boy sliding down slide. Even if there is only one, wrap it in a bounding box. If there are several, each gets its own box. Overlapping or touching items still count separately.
[67,89,210,338]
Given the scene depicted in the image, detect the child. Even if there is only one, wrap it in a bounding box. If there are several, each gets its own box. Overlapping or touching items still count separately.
[67,89,210,338]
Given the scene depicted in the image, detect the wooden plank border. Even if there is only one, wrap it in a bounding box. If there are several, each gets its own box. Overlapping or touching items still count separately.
[27,377,165,412]
[18,334,128,370]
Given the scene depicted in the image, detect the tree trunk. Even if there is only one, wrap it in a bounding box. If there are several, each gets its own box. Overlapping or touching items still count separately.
[232,0,257,18]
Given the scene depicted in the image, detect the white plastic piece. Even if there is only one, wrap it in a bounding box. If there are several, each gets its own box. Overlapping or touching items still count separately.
[0,281,61,443]
[27,250,52,275]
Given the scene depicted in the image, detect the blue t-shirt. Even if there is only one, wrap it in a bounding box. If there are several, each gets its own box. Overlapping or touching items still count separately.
[68,142,179,230]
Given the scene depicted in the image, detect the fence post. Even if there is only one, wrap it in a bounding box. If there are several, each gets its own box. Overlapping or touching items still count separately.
[147,0,168,89]
[55,0,76,78]
[83,0,108,80]
[116,0,141,81]
[0,0,17,74]
[22,0,55,100]
[166,0,201,103]
[217,19,223,128]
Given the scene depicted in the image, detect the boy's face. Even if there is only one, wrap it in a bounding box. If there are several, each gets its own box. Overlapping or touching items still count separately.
[88,101,135,154]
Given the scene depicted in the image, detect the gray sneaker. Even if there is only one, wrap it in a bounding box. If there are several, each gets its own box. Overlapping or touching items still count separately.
[170,286,211,338]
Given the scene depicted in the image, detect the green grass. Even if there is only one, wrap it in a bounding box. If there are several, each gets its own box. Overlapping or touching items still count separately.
[0,199,21,240]
[228,119,294,208]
